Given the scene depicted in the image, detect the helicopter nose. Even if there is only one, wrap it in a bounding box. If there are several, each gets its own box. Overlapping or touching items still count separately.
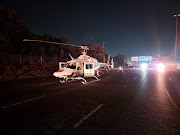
[53,72,59,77]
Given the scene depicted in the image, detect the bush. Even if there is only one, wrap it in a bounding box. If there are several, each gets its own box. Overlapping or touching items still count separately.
[0,64,58,80]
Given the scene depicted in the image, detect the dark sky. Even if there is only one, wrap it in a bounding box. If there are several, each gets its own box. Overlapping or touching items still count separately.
[1,0,180,58]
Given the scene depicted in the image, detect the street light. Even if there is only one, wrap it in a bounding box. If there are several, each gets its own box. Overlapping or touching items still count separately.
[174,14,180,66]
[103,42,106,63]
[157,41,161,62]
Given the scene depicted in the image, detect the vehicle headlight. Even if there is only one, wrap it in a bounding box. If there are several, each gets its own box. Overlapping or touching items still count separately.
[157,63,165,72]
[140,63,148,69]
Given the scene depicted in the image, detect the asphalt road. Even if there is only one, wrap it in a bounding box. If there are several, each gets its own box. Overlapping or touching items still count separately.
[1,68,180,135]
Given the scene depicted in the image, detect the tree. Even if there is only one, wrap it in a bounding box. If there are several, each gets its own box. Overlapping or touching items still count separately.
[93,44,104,61]
[42,34,54,41]
[114,53,126,67]
[54,37,68,43]
[0,6,30,53]
[0,34,9,48]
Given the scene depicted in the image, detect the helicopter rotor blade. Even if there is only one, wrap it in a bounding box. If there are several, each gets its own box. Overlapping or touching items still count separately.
[23,39,79,48]
[23,39,105,53]
[89,49,105,53]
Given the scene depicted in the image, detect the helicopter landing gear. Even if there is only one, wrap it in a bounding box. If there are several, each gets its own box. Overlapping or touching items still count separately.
[59,76,99,84]
[80,78,87,84]
[59,78,66,83]
[94,76,99,80]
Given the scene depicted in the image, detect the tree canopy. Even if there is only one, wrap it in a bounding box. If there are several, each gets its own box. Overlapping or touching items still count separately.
[114,53,126,67]
[0,6,29,52]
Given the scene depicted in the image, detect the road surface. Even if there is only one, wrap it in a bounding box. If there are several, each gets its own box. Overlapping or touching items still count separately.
[1,68,180,135]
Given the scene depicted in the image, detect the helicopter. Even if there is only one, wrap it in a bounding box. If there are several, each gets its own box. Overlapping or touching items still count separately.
[23,39,114,84]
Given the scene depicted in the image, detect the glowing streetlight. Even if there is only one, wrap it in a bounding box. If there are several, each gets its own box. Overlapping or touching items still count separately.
[174,14,180,66]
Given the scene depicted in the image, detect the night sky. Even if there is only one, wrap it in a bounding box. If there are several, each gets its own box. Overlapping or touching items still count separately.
[1,0,180,58]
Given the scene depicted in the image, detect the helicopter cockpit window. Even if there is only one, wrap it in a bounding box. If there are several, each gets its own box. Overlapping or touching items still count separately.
[61,64,65,68]
[65,62,76,69]
[86,64,93,69]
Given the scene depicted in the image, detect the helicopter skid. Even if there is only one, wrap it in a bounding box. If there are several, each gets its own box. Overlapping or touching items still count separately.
[59,76,99,84]
[94,76,99,80]
[82,76,100,84]
[67,77,87,83]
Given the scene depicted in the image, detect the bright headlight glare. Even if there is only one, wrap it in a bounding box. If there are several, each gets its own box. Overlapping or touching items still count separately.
[157,63,165,69]
[141,63,148,69]
[157,63,165,72]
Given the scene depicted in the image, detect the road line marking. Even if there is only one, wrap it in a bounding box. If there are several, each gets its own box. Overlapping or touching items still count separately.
[166,91,179,109]
[40,82,56,86]
[73,104,104,128]
[168,78,173,81]
[2,84,84,109]
[1,95,46,109]
[134,77,138,80]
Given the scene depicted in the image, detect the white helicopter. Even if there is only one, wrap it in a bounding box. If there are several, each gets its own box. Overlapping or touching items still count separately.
[23,39,114,83]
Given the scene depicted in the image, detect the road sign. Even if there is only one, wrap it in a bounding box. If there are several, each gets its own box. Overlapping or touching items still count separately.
[131,56,138,61]
[139,56,152,61]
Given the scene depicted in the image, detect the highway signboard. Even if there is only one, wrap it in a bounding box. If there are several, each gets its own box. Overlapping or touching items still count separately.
[139,56,152,61]
[131,56,138,61]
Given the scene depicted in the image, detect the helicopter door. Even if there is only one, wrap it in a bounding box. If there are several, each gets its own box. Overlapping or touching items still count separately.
[59,62,66,70]
[84,63,95,77]
[76,63,83,76]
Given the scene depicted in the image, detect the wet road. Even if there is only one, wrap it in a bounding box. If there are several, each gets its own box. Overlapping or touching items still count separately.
[1,68,180,135]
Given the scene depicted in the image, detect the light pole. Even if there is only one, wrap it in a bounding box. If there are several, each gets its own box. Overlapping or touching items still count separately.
[157,41,161,62]
[158,41,160,57]
[174,14,180,66]
[103,42,106,63]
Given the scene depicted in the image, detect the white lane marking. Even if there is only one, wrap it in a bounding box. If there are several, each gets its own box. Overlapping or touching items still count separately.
[73,104,104,128]
[134,77,138,80]
[2,84,85,109]
[168,78,173,81]
[1,95,46,109]
[165,91,179,109]
[1,78,100,109]
[40,82,56,86]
